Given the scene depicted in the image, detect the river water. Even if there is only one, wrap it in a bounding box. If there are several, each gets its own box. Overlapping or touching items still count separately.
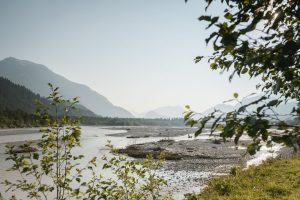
[0,126,196,199]
[0,126,282,199]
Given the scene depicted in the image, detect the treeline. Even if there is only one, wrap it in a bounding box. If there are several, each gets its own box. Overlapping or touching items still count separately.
[0,109,39,128]
[0,77,185,128]
[81,116,185,126]
[0,77,45,114]
[0,109,185,128]
[0,77,96,117]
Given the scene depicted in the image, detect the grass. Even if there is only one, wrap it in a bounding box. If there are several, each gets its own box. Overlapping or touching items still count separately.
[185,155,300,200]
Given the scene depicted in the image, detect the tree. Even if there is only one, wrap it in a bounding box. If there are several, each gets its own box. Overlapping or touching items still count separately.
[1,84,172,200]
[185,0,300,154]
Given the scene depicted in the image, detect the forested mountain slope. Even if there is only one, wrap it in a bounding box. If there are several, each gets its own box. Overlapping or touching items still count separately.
[0,57,134,117]
[0,77,96,117]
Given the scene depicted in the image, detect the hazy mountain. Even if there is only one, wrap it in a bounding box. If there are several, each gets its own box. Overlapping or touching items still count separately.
[0,76,96,117]
[201,104,235,116]
[138,106,185,119]
[142,111,165,119]
[235,94,298,118]
[0,57,134,118]
[201,94,298,120]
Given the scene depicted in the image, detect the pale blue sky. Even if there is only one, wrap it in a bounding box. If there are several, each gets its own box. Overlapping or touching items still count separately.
[0,0,259,113]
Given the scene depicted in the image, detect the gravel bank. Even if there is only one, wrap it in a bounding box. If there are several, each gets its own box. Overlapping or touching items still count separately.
[104,126,197,138]
[119,139,250,172]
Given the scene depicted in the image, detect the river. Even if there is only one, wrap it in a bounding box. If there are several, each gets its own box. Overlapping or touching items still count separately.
[0,126,282,199]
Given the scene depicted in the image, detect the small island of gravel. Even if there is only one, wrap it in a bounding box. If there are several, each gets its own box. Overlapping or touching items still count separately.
[119,138,251,173]
[104,126,197,138]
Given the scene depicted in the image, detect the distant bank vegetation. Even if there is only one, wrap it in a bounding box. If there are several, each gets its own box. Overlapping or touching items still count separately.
[0,110,184,128]
[81,116,184,127]
[0,77,184,128]
[0,109,39,128]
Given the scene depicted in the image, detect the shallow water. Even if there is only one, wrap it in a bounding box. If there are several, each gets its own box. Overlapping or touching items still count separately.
[0,126,195,199]
[0,126,282,199]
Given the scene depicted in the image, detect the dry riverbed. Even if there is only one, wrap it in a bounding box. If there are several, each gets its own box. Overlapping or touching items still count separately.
[117,137,253,197]
[107,126,294,197]
[0,126,294,199]
[104,126,197,138]
[119,139,250,173]
[106,127,251,172]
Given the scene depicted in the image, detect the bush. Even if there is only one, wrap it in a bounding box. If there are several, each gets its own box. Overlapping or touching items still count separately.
[185,155,300,200]
[0,84,173,200]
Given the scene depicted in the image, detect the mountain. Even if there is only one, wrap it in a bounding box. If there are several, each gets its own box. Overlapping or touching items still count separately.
[142,111,165,119]
[201,104,235,116]
[235,94,298,119]
[0,57,134,118]
[138,106,185,119]
[0,76,96,116]
[201,94,298,120]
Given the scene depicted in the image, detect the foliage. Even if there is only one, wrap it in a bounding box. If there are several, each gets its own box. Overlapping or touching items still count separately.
[0,110,184,128]
[184,0,300,154]
[2,83,84,199]
[0,109,39,128]
[0,76,184,128]
[1,84,172,200]
[189,0,299,98]
[0,76,95,118]
[98,144,173,200]
[185,93,300,154]
[184,155,300,200]
[81,116,185,127]
[0,77,45,114]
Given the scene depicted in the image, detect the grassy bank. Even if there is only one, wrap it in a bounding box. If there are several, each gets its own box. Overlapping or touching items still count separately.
[185,155,300,200]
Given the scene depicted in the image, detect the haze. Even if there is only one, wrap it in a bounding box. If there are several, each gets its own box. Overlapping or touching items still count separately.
[0,0,259,113]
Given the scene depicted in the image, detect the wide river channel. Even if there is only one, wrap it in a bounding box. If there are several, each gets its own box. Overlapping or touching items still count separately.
[0,126,281,199]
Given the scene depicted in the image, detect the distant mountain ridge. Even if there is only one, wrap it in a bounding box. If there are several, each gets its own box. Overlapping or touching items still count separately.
[0,76,96,116]
[137,106,185,119]
[201,94,298,120]
[0,57,134,118]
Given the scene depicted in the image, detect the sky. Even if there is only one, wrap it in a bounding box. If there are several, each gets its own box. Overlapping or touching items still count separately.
[0,0,259,113]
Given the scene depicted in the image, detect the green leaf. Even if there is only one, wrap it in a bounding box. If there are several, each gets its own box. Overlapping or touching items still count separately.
[233,93,239,98]
[247,143,260,155]
[224,12,233,20]
[184,111,193,121]
[241,68,248,74]
[195,128,203,137]
[198,15,211,22]
[186,119,197,127]
[33,153,39,160]
[206,17,219,29]
[267,100,278,107]
[210,63,218,69]
[194,56,204,63]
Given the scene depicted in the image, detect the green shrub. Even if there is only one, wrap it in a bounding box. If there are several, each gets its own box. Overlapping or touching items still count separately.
[1,84,173,200]
[185,156,300,200]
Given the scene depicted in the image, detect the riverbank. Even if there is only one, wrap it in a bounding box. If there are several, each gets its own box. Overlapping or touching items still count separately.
[185,153,300,200]
[119,139,250,172]
[0,128,40,136]
[105,126,197,138]
[0,126,294,199]
[117,132,294,198]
